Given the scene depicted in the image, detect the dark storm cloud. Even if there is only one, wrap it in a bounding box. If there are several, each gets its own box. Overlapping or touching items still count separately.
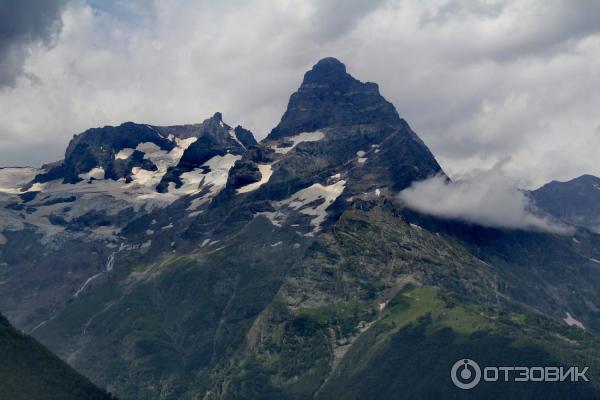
[0,0,67,86]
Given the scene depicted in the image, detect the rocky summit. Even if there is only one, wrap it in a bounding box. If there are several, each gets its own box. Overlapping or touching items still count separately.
[2,58,600,399]
[268,57,401,139]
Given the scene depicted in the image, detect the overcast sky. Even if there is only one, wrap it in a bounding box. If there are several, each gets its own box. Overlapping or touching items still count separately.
[0,0,599,188]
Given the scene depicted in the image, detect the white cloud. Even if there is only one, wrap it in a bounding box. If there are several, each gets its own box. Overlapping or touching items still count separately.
[398,163,573,233]
[0,0,599,189]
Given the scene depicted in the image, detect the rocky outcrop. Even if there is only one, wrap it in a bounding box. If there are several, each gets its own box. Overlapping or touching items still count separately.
[156,113,252,192]
[268,57,401,140]
[29,113,256,195]
[61,122,174,183]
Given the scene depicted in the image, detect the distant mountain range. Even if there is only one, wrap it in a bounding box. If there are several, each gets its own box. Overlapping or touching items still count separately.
[530,174,600,233]
[1,58,600,399]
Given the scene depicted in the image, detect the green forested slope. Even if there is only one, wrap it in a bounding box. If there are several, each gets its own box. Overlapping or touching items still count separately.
[0,313,113,400]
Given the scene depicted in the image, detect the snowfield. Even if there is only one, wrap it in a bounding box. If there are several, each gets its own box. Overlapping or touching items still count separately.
[0,137,240,240]
[256,179,346,234]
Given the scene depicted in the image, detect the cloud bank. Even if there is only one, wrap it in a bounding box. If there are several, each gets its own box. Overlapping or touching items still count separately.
[398,165,572,233]
[0,0,599,189]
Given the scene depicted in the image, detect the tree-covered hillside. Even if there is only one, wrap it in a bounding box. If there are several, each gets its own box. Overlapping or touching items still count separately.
[0,313,113,400]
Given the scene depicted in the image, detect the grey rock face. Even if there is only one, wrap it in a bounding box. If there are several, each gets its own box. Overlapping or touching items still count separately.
[233,125,257,148]
[249,58,442,199]
[226,159,261,190]
[61,123,175,184]
[268,57,401,140]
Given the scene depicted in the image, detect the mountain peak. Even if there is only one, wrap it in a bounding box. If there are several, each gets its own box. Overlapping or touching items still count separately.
[540,174,600,189]
[314,56,345,69]
[211,112,223,122]
[267,58,400,139]
[574,174,600,183]
[303,57,349,84]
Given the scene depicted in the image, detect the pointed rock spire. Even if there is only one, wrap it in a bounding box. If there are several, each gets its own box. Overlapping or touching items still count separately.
[267,57,401,140]
[212,112,223,122]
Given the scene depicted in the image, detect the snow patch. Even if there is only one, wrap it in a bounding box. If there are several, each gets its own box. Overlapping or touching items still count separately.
[410,223,423,231]
[128,137,197,189]
[279,180,346,232]
[27,182,45,192]
[79,167,105,181]
[138,141,178,172]
[185,154,242,208]
[564,312,585,330]
[272,131,325,154]
[115,148,134,160]
[0,167,39,194]
[229,129,245,148]
[130,167,157,186]
[237,164,273,193]
[172,137,198,158]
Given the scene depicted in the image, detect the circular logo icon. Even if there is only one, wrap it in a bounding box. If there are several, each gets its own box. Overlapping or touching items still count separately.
[451,359,481,389]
